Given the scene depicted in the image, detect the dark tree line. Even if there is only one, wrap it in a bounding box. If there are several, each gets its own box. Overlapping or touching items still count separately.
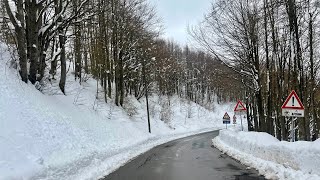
[0,0,242,114]
[191,0,320,141]
[2,0,89,93]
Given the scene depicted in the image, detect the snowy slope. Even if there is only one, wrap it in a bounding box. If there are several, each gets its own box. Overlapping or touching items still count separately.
[0,43,236,180]
[213,129,320,180]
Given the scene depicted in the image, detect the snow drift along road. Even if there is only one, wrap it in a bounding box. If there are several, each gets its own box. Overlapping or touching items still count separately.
[213,129,320,180]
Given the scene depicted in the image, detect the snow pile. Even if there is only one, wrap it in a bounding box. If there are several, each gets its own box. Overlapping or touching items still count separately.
[213,129,320,179]
[0,42,236,180]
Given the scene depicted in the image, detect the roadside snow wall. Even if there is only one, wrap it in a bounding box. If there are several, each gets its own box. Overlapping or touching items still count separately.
[213,130,320,179]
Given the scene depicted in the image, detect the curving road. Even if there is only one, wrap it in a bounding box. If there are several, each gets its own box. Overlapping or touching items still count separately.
[102,131,266,180]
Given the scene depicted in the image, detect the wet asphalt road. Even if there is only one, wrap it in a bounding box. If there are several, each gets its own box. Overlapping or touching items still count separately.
[102,131,266,180]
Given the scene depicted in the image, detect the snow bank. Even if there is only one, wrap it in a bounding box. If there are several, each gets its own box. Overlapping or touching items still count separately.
[213,129,320,179]
[0,42,237,180]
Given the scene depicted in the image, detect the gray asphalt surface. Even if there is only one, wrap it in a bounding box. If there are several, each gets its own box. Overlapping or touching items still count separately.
[102,131,266,180]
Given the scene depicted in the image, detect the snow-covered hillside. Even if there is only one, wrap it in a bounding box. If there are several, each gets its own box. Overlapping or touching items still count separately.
[0,43,235,180]
[213,129,320,180]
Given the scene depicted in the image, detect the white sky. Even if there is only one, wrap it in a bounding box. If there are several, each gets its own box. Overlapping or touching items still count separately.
[149,0,212,46]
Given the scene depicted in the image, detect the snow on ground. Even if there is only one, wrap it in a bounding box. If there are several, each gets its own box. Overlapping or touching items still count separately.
[0,42,238,180]
[212,129,320,180]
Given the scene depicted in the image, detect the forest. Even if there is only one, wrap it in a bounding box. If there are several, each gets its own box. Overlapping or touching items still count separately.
[191,0,320,141]
[1,0,318,141]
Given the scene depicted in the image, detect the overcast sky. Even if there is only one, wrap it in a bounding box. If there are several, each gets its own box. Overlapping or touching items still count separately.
[149,0,212,46]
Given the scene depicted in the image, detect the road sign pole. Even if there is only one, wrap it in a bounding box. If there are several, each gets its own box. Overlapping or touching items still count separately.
[291,117,294,142]
[240,112,243,131]
[291,117,297,142]
[293,119,295,142]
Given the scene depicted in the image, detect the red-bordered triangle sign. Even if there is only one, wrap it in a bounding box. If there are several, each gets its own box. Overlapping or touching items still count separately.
[234,100,247,111]
[223,112,230,120]
[281,90,304,110]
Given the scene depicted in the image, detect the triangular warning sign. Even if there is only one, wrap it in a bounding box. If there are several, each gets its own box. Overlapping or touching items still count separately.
[281,90,304,110]
[223,112,230,120]
[234,100,247,111]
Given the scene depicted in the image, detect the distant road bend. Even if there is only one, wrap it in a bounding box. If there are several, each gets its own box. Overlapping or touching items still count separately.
[102,131,266,180]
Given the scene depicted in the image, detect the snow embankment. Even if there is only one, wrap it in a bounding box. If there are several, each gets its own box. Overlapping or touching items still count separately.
[0,42,234,180]
[212,130,320,180]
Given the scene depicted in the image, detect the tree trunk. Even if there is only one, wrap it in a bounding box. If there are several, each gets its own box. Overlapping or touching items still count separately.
[25,0,39,84]
[309,10,317,140]
[56,0,66,94]
[59,33,66,94]
[119,50,124,106]
[4,0,28,83]
[50,39,57,79]
[264,0,273,135]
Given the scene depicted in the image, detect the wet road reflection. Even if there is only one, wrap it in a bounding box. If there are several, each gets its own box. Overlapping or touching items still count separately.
[103,131,266,180]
